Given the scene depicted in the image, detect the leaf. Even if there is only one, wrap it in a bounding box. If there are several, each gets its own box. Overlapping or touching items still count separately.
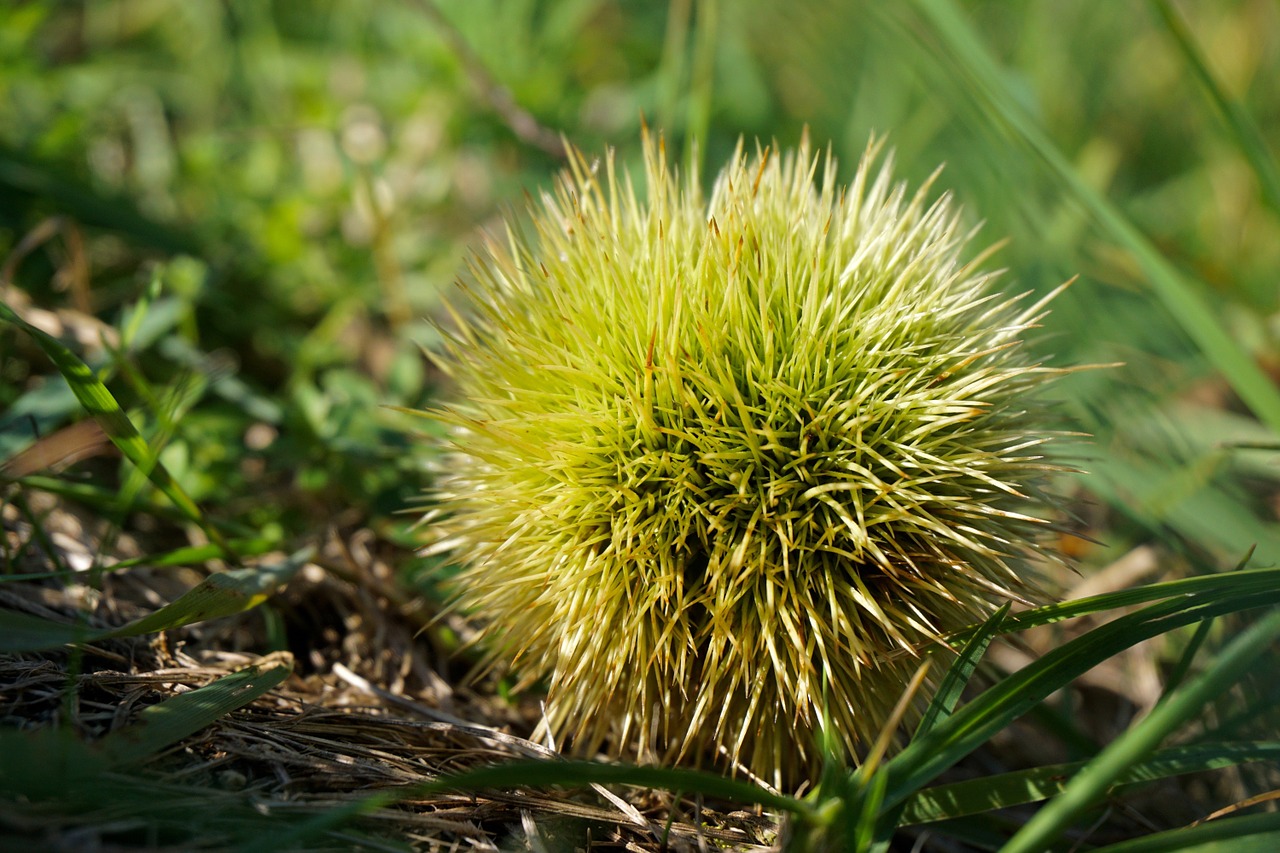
[0,727,109,800]
[900,742,1280,824]
[869,603,1010,851]
[950,567,1280,641]
[1091,811,1280,853]
[99,652,294,766]
[107,550,310,638]
[418,759,808,816]
[1150,0,1280,218]
[0,608,99,653]
[0,654,292,800]
[850,769,888,853]
[0,419,111,478]
[234,792,401,853]
[0,146,200,254]
[0,299,231,555]
[9,474,255,536]
[1159,616,1214,700]
[1001,607,1280,853]
[0,549,310,652]
[880,582,1280,813]
[917,603,1009,737]
[107,539,277,572]
[905,0,1280,435]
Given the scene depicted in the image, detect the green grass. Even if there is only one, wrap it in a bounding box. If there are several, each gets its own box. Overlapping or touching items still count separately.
[3,0,1280,849]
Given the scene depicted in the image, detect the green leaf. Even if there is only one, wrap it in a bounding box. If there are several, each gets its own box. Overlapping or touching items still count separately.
[0,650,290,799]
[0,299,231,555]
[0,655,291,801]
[881,582,1280,813]
[233,792,401,853]
[159,335,284,423]
[900,742,1280,824]
[112,539,277,570]
[98,653,294,766]
[906,0,1280,435]
[1150,0,1280,218]
[418,759,808,816]
[108,550,310,638]
[8,475,258,539]
[849,769,888,853]
[1092,812,1280,853]
[1159,616,1214,700]
[0,549,310,652]
[0,727,110,800]
[952,566,1280,641]
[0,146,200,254]
[1002,607,1280,853]
[869,604,1011,851]
[918,603,1009,738]
[0,608,98,652]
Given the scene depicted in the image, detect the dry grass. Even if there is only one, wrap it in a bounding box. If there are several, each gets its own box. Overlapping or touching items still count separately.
[6,485,1275,851]
[2,490,784,851]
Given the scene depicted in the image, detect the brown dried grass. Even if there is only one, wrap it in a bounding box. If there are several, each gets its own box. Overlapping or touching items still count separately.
[1,489,779,851]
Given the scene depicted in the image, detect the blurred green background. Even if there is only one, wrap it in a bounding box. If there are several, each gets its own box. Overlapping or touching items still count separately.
[3,0,1280,574]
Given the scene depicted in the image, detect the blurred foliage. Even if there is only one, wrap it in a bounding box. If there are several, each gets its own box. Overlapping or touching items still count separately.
[2,0,1280,568]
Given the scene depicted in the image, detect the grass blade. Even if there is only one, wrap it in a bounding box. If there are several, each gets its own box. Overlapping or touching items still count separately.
[906,0,1280,434]
[418,759,808,816]
[2,538,276,582]
[0,727,109,799]
[900,741,1280,824]
[0,608,97,652]
[917,603,1009,738]
[850,769,888,852]
[1092,811,1280,852]
[106,549,311,638]
[99,653,293,765]
[949,566,1280,642]
[869,604,1011,850]
[0,656,291,802]
[0,147,201,255]
[881,584,1280,811]
[0,299,231,555]
[0,549,310,652]
[107,539,277,571]
[1159,616,1214,700]
[233,790,401,853]
[683,0,718,174]
[1150,0,1280,216]
[8,474,257,538]
[1002,608,1280,853]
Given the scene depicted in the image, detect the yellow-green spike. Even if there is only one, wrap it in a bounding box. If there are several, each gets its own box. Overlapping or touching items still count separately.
[424,133,1076,789]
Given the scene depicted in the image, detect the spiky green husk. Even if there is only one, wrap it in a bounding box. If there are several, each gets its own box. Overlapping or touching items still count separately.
[426,133,1068,785]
